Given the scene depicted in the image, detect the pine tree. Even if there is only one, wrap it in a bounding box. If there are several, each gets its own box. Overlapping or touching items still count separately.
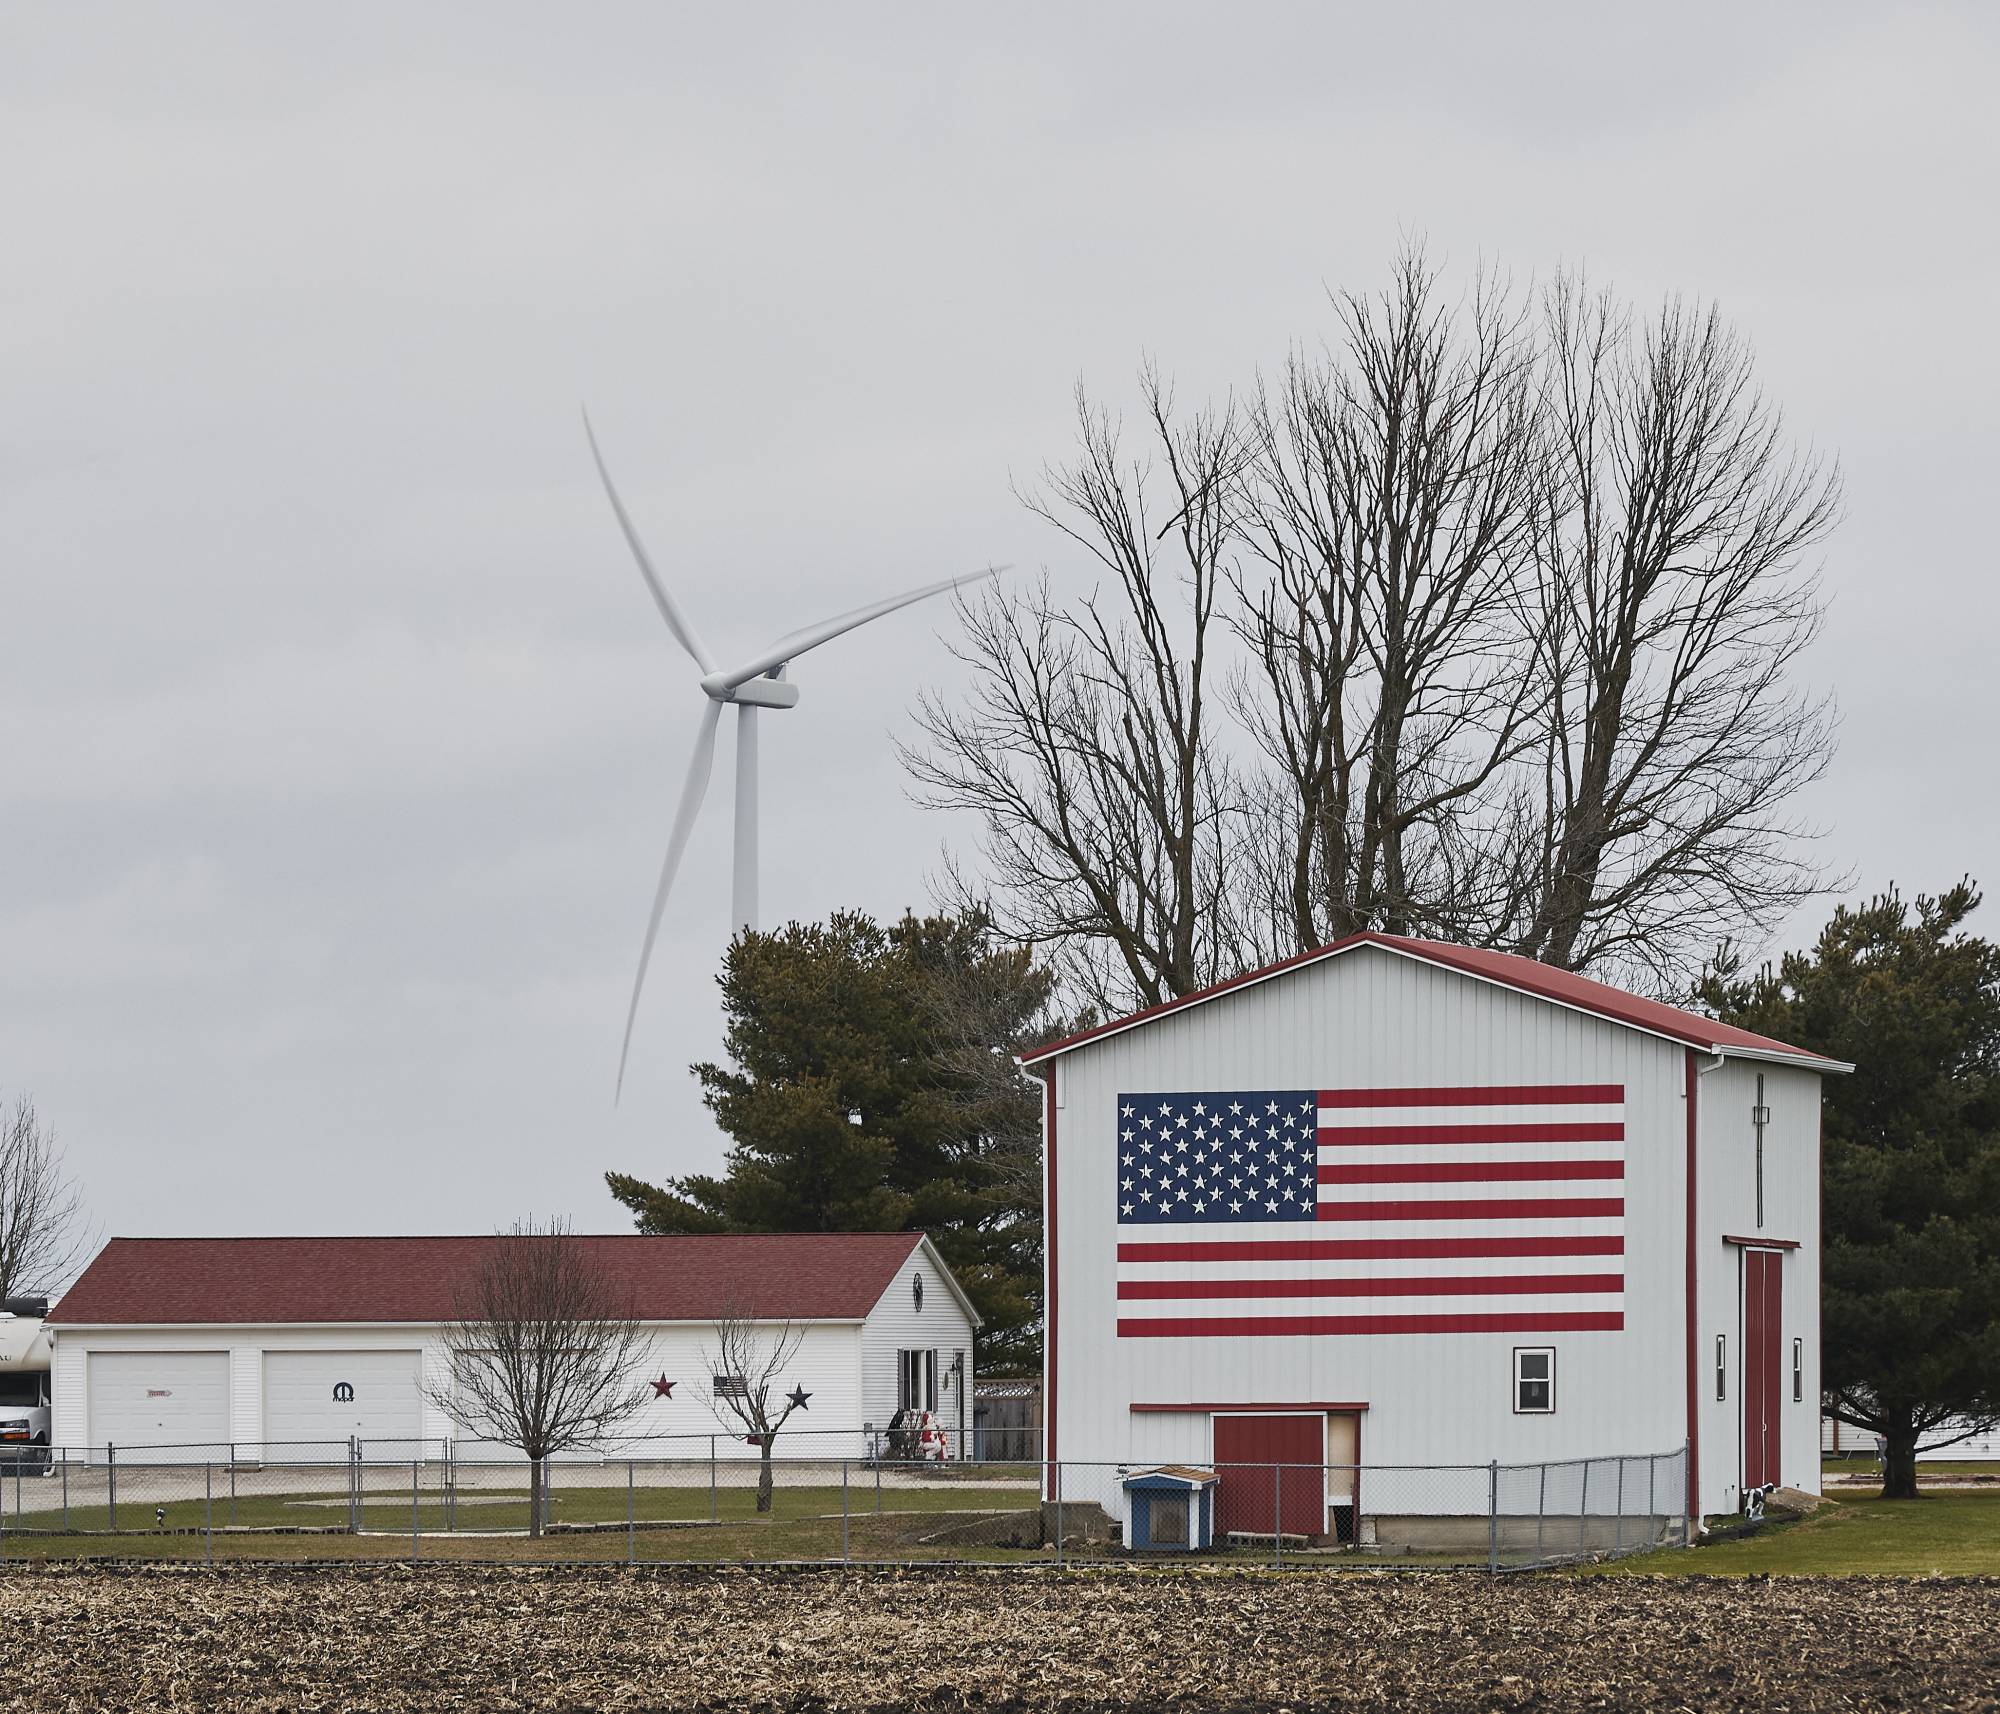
[606,910,1073,1369]
[1697,883,2000,1499]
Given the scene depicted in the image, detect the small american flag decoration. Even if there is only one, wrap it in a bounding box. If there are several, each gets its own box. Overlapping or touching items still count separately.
[1115,1084,1625,1337]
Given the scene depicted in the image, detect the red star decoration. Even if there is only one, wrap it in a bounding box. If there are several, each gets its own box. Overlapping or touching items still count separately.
[650,1375,675,1399]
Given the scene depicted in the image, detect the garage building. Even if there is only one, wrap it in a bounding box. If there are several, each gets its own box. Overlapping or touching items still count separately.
[1023,931,1845,1531]
[48,1232,976,1459]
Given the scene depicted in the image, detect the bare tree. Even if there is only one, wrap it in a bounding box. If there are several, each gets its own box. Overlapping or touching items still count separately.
[1230,253,1549,959]
[905,373,1251,1011]
[425,1220,649,1537]
[1498,279,1841,983]
[1,1093,89,1302]
[701,1306,809,1514]
[908,247,1840,1004]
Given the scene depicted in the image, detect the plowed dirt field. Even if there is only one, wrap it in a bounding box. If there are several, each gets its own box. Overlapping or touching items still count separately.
[3,1565,1995,1711]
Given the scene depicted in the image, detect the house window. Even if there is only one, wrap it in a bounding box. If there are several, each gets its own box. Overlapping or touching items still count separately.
[1715,1335,1727,1402]
[1792,1338,1803,1403]
[897,1349,936,1413]
[1513,1347,1555,1413]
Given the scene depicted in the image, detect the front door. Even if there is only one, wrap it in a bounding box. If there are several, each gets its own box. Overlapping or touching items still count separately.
[1213,1413,1323,1539]
[1743,1249,1784,1491]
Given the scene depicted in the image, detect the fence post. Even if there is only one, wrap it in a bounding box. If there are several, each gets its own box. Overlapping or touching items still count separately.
[710,1436,717,1524]
[205,1462,214,1567]
[1272,1464,1282,1570]
[1578,1459,1590,1558]
[229,1444,238,1529]
[348,1437,358,1534]
[1487,1460,1499,1575]
[841,1458,850,1566]
[627,1460,635,1565]
[1681,1439,1692,1547]
[107,1443,117,1533]
[411,1458,420,1568]
[1614,1458,1626,1555]
[62,1450,69,1533]
[1053,1461,1064,1568]
[1534,1461,1547,1566]
[874,1456,881,1515]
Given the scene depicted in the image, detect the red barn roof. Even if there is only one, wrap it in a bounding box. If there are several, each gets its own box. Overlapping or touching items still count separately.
[1019,931,1848,1071]
[51,1232,950,1327]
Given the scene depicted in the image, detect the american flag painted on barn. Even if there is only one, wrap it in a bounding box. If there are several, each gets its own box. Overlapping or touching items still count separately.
[1114,1085,1625,1337]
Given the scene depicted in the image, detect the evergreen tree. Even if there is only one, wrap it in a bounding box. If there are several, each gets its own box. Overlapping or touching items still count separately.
[1697,883,2000,1499]
[606,910,1072,1369]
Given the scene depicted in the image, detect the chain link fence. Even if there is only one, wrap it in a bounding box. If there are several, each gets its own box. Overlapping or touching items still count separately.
[0,1440,1687,1572]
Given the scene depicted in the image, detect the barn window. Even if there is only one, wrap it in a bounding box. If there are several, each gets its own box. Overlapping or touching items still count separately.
[1792,1338,1803,1403]
[1513,1347,1554,1413]
[1715,1335,1727,1402]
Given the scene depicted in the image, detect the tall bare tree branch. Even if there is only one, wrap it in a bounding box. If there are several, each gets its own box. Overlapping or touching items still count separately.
[0,1093,89,1302]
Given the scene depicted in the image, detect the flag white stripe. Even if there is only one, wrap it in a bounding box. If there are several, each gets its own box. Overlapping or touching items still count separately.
[1117,1251,1625,1283]
[1314,1176,1622,1203]
[1116,1290,1624,1320]
[1314,1139,1627,1166]
[1316,1103,1626,1129]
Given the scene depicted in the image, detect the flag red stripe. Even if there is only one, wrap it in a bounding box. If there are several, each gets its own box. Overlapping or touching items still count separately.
[1316,1159,1624,1185]
[1118,1272,1624,1301]
[1316,1085,1623,1108]
[1117,1235,1625,1263]
[1314,1196,1623,1222]
[1315,1121,1625,1146]
[1118,1311,1626,1338]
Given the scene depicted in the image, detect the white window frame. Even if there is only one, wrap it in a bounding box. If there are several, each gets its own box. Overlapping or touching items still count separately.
[1512,1346,1555,1414]
[897,1349,936,1413]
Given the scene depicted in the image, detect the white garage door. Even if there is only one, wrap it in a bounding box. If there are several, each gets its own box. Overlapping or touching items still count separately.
[88,1351,230,1455]
[262,1350,424,1453]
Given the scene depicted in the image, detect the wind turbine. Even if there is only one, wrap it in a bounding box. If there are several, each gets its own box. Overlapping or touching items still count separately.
[584,413,1001,1097]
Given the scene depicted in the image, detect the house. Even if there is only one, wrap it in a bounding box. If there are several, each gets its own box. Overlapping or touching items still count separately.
[47,1231,976,1459]
[1020,931,1847,1532]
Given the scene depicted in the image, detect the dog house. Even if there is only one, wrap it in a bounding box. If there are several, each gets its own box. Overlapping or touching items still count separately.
[1122,1465,1218,1551]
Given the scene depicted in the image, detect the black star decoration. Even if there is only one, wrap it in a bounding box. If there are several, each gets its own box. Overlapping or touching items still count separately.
[650,1375,675,1399]
[786,1385,811,1410]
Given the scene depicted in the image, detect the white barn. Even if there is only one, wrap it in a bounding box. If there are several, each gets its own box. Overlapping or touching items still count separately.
[1022,932,1845,1534]
[48,1232,976,1459]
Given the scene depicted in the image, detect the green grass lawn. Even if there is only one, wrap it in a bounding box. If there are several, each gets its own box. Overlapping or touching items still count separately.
[1822,1457,2000,1480]
[2,1477,1040,1538]
[1582,1489,2000,1577]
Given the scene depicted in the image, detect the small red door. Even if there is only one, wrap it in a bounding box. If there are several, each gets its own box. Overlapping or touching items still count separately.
[1213,1414,1323,1539]
[1743,1250,1784,1491]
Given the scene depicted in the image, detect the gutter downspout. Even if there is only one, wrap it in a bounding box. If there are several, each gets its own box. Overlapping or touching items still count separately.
[1686,1048,1726,1536]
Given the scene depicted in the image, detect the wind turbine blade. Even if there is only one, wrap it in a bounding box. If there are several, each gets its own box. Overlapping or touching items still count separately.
[708,565,1005,692]
[615,699,722,1100]
[582,410,717,675]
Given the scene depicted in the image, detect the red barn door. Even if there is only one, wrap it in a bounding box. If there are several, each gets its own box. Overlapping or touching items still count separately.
[1743,1250,1784,1491]
[1213,1413,1323,1539]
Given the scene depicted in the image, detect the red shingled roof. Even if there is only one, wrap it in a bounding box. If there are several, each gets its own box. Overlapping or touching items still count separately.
[1019,931,1846,1069]
[51,1233,932,1327]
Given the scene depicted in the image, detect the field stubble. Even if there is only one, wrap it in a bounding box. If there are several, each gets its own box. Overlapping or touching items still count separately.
[2,1564,1998,1713]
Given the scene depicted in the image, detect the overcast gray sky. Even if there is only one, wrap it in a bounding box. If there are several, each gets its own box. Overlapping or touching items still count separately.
[5,3,1995,1252]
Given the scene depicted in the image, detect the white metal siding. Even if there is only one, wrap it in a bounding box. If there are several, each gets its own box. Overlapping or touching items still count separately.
[1693,1058,1822,1514]
[1050,944,1694,1484]
[87,1351,230,1452]
[263,1350,423,1450]
[858,1245,977,1442]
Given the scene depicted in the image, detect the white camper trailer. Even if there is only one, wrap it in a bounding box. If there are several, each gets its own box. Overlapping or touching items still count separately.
[0,1297,54,1467]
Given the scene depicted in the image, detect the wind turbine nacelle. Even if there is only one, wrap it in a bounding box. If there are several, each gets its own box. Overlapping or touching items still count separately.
[719,674,800,710]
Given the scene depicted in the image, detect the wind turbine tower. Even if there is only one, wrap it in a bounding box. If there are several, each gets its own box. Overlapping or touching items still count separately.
[585,415,1000,1094]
